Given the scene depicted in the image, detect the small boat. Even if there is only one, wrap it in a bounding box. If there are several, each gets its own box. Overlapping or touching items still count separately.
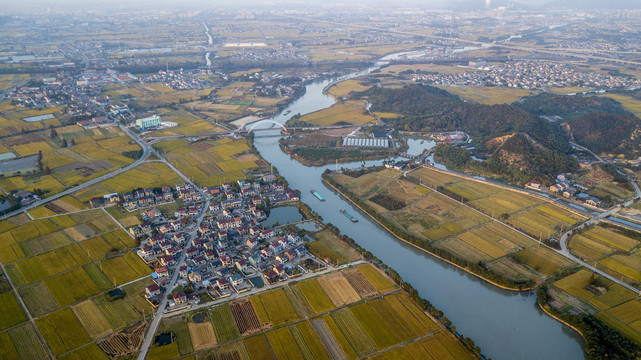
[284,110,291,115]
[311,190,325,201]
[340,209,358,223]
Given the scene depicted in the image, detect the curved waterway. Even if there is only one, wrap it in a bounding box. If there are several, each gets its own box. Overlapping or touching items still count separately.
[251,55,585,360]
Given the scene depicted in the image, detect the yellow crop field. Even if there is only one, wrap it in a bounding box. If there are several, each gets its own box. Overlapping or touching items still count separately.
[158,138,258,187]
[600,94,641,116]
[12,141,53,157]
[294,102,375,126]
[442,86,537,105]
[328,80,372,98]
[74,162,182,202]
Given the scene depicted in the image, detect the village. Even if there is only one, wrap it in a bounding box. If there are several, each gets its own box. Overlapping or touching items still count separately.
[88,175,329,312]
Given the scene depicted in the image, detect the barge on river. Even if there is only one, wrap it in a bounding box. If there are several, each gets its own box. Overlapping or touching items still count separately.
[311,190,325,201]
[340,209,358,222]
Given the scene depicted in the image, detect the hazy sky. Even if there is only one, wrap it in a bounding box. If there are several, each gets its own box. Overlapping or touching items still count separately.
[2,0,640,13]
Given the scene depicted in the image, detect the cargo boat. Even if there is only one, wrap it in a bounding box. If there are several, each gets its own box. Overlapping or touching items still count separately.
[340,209,358,222]
[311,190,325,201]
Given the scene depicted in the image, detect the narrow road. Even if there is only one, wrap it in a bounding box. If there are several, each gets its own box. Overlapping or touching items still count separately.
[405,166,640,293]
[162,260,368,319]
[0,124,151,221]
[135,129,211,359]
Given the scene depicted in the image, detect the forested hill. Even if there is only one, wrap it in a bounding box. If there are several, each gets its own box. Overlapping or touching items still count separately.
[567,112,641,158]
[365,84,571,153]
[516,92,629,119]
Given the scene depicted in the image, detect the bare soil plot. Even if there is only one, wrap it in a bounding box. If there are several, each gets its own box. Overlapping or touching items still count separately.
[230,300,265,335]
[317,272,361,307]
[189,321,217,351]
[343,269,377,298]
[98,320,148,359]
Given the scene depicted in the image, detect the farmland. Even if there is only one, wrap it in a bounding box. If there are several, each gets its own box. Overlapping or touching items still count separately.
[0,210,153,358]
[154,137,259,187]
[0,291,27,330]
[148,264,474,359]
[306,229,361,266]
[439,85,537,105]
[550,269,641,344]
[568,224,641,286]
[328,166,586,287]
[0,125,141,197]
[74,162,183,202]
[327,80,373,98]
[288,101,376,127]
[35,307,91,355]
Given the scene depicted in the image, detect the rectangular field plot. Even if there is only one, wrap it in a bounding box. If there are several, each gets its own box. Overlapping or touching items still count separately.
[266,327,305,360]
[508,206,582,240]
[599,257,641,283]
[98,252,151,286]
[0,331,20,360]
[320,314,359,360]
[444,180,500,201]
[0,291,27,330]
[43,267,101,307]
[409,167,461,187]
[57,343,109,360]
[244,334,275,360]
[317,272,361,307]
[188,319,217,351]
[554,270,638,311]
[36,307,91,355]
[349,302,397,349]
[469,191,542,216]
[356,264,395,293]
[15,244,90,284]
[309,229,360,263]
[569,234,617,260]
[230,300,264,336]
[7,323,50,360]
[19,281,59,317]
[330,308,377,356]
[606,300,641,325]
[72,300,112,339]
[290,321,331,360]
[296,278,335,314]
[513,246,574,276]
[210,303,241,343]
[250,288,300,327]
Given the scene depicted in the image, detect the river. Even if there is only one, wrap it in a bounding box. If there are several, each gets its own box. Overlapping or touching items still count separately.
[250,56,585,360]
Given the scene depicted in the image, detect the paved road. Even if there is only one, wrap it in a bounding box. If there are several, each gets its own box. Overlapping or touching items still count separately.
[406,166,640,293]
[135,135,211,360]
[0,125,151,221]
[162,260,368,319]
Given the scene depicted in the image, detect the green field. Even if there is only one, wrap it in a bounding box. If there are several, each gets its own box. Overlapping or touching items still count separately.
[210,303,241,343]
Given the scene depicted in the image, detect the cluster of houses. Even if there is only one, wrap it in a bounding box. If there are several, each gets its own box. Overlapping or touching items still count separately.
[526,175,602,208]
[89,185,176,211]
[136,177,321,308]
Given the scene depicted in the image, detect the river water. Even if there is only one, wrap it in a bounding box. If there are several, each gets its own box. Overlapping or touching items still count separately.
[250,56,585,360]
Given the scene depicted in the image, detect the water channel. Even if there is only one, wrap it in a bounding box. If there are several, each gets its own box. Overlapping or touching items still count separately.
[250,55,585,360]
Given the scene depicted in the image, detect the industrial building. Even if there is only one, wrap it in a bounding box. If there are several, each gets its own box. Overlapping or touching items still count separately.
[342,137,389,148]
[136,115,161,130]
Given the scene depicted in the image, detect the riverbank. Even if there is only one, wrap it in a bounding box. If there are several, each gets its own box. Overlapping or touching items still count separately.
[278,140,393,167]
[322,176,537,292]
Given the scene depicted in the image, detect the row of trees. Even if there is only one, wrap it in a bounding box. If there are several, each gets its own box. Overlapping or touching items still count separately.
[322,170,535,290]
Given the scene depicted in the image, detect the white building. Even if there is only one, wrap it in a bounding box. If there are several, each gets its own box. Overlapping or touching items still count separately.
[136,115,161,130]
